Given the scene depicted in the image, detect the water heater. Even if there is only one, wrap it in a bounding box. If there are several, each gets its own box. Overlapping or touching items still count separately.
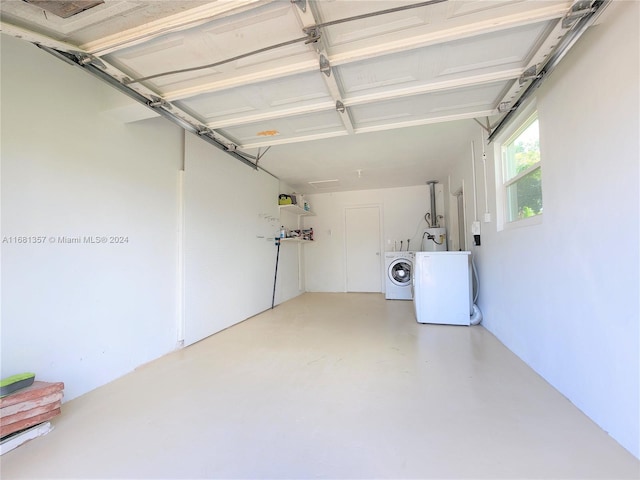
[421,227,447,251]
[423,180,447,251]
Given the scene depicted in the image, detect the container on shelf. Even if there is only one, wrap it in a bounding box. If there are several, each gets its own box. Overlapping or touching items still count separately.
[278,194,292,205]
[292,193,303,206]
[301,228,313,241]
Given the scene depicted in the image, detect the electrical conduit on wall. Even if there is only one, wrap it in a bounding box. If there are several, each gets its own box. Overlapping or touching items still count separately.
[469,139,483,325]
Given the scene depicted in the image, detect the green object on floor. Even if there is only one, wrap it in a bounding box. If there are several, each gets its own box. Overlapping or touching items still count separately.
[0,372,35,397]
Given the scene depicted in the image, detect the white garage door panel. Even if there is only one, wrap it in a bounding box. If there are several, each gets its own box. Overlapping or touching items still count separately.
[176,71,333,124]
[437,22,550,76]
[337,22,547,99]
[220,110,347,145]
[320,0,563,57]
[350,81,508,127]
[104,2,307,91]
[0,0,586,189]
[316,0,443,49]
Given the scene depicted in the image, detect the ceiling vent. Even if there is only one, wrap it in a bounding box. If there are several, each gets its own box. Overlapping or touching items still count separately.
[23,1,104,19]
[308,179,340,189]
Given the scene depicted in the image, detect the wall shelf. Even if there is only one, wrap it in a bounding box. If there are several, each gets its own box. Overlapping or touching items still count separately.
[278,204,315,216]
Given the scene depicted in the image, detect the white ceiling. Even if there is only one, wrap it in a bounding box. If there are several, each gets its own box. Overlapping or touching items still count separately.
[1,0,591,193]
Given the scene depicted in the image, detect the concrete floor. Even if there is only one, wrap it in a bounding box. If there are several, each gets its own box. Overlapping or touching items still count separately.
[2,293,639,479]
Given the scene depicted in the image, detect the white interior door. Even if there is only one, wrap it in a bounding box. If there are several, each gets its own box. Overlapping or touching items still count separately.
[345,206,382,292]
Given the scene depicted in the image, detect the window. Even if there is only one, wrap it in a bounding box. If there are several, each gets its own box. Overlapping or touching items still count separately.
[501,113,542,223]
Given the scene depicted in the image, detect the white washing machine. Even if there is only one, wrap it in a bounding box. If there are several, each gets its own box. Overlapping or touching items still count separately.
[384,251,415,300]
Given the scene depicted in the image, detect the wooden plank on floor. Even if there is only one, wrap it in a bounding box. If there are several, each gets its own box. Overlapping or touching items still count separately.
[0,392,63,417]
[0,382,64,408]
[0,408,61,438]
[0,381,64,438]
[1,400,62,426]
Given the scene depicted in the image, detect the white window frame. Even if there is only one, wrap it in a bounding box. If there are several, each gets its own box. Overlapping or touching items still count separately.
[494,101,543,231]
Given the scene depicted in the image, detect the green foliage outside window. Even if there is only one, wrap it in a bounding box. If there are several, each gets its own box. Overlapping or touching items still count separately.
[503,117,542,222]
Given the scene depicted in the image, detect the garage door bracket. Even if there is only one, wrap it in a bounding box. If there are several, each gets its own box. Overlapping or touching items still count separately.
[319,54,331,77]
[291,0,306,14]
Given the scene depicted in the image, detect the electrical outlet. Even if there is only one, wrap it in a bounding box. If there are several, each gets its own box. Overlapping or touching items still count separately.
[471,221,481,235]
[484,213,491,223]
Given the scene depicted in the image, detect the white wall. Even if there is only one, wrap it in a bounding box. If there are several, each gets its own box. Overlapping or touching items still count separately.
[0,34,310,399]
[182,138,302,345]
[0,35,182,401]
[304,185,436,292]
[446,1,639,458]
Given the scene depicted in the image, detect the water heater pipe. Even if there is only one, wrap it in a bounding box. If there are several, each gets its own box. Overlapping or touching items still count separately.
[427,180,439,227]
[471,141,481,245]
